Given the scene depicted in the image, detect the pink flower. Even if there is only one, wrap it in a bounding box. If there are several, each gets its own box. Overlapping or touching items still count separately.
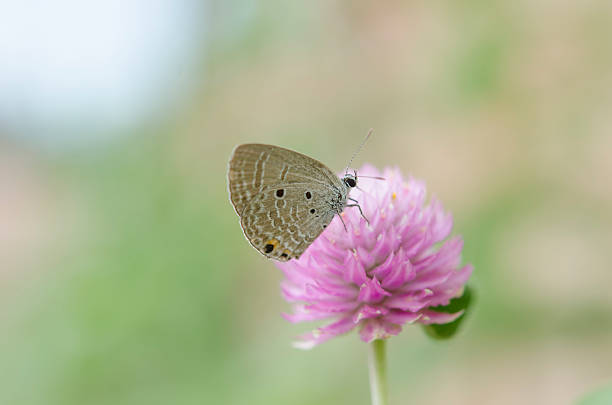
[275,165,473,348]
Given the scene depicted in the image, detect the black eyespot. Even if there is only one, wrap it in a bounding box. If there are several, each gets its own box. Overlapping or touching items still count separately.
[305,191,312,199]
[310,208,315,214]
[276,189,284,198]
[345,177,357,188]
[323,224,327,228]
[264,244,274,253]
[280,253,288,259]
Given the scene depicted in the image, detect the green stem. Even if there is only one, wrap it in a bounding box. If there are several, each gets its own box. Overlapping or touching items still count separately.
[368,339,388,405]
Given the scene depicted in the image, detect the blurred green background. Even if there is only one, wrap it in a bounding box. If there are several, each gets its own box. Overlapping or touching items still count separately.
[1,1,612,404]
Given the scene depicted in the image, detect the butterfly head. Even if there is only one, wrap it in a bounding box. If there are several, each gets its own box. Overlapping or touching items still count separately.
[342,171,358,189]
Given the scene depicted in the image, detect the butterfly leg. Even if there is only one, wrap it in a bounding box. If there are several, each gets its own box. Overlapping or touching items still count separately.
[346,203,369,225]
[338,213,348,232]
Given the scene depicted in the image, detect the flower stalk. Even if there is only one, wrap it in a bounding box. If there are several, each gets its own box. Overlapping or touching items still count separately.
[368,339,388,405]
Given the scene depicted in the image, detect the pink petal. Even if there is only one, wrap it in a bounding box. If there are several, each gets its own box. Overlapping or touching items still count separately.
[380,249,415,290]
[384,309,423,324]
[358,276,391,303]
[293,316,358,349]
[413,237,463,273]
[417,309,464,325]
[342,252,368,286]
[353,305,389,323]
[355,245,376,270]
[370,250,396,281]
[304,281,358,302]
[305,300,360,314]
[359,319,402,342]
[400,271,452,292]
[368,231,397,267]
[385,289,433,312]
[281,305,338,323]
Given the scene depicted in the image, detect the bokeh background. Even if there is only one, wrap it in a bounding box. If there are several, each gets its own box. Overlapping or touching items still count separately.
[1,1,612,404]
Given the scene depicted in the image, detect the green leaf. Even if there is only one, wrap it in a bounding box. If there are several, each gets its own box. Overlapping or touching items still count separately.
[422,285,474,340]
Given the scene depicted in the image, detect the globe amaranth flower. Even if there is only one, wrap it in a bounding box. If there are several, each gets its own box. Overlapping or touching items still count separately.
[276,165,473,349]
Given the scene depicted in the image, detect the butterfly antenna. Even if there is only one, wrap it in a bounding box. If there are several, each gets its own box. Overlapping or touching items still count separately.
[345,128,374,175]
[359,175,385,180]
[354,168,385,185]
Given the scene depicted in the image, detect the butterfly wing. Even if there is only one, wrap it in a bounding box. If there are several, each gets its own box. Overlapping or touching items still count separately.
[228,143,346,261]
[239,182,337,261]
[227,143,343,216]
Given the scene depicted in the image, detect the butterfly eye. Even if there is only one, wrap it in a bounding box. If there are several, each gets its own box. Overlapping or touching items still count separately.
[344,177,357,188]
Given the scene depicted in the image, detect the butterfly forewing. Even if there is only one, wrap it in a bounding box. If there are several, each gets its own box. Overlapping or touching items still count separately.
[228,144,342,216]
[228,144,347,261]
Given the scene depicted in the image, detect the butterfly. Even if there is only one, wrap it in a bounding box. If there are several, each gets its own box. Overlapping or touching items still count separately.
[227,132,374,261]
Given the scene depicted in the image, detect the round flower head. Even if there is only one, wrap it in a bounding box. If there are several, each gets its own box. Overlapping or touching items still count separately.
[276,165,473,348]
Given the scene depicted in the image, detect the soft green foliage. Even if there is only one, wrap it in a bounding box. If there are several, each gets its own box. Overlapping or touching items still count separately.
[577,385,612,405]
[2,1,612,404]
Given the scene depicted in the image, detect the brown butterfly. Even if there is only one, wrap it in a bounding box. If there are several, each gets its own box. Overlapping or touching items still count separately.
[227,131,374,261]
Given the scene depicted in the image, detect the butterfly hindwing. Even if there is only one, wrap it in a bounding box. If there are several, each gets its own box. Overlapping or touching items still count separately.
[239,182,337,261]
